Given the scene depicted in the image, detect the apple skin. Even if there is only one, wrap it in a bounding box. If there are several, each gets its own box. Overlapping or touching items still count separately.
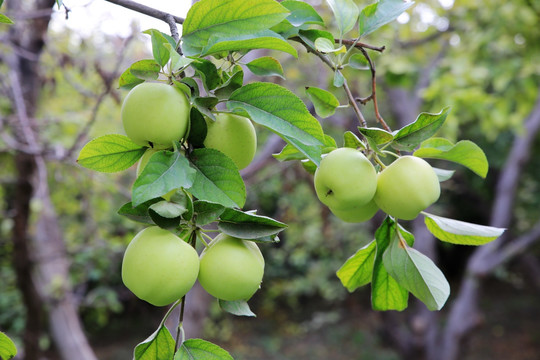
[122,82,190,149]
[329,199,379,223]
[121,226,199,307]
[198,233,264,301]
[314,148,377,210]
[203,113,257,170]
[374,156,440,220]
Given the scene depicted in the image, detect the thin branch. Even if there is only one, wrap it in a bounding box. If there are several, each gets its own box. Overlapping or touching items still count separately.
[104,0,185,24]
[339,38,386,52]
[342,76,367,127]
[164,14,181,46]
[397,27,454,48]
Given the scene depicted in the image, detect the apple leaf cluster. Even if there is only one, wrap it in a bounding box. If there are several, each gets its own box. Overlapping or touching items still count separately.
[75,0,507,358]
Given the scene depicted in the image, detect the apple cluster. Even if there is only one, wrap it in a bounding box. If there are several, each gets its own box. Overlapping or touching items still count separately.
[121,227,265,306]
[314,148,440,222]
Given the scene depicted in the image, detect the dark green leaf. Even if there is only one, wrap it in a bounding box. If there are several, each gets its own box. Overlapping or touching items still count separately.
[347,54,369,70]
[77,134,145,173]
[358,0,415,37]
[218,208,287,240]
[218,299,256,317]
[182,0,290,56]
[306,87,340,118]
[149,200,187,219]
[413,138,489,178]
[326,0,360,38]
[174,339,233,360]
[0,331,17,360]
[180,77,200,97]
[188,107,208,148]
[191,59,221,91]
[273,134,336,162]
[358,127,394,145]
[228,82,325,165]
[371,217,410,311]
[189,148,246,208]
[148,209,181,230]
[246,56,285,78]
[337,240,376,292]
[132,151,196,207]
[134,325,175,360]
[423,212,505,246]
[0,14,13,24]
[343,131,366,149]
[193,200,226,226]
[118,199,160,224]
[297,29,335,50]
[143,29,170,67]
[282,0,325,26]
[214,66,244,99]
[383,230,450,311]
[392,107,450,151]
[128,59,161,81]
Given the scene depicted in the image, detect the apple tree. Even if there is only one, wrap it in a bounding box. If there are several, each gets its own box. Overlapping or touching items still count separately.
[75,0,506,358]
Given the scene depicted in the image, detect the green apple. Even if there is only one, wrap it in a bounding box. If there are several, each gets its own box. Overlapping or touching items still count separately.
[121,226,199,306]
[203,113,257,170]
[329,199,378,223]
[122,82,190,149]
[374,156,440,220]
[136,148,176,201]
[198,233,264,301]
[314,148,377,209]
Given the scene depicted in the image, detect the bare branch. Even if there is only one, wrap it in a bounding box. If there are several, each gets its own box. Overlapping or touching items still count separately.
[339,38,386,52]
[104,0,185,24]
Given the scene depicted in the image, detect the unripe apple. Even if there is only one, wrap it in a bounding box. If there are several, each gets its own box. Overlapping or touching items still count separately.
[203,113,257,170]
[314,148,377,210]
[121,226,199,306]
[374,156,440,220]
[329,199,379,223]
[198,233,264,301]
[122,82,190,149]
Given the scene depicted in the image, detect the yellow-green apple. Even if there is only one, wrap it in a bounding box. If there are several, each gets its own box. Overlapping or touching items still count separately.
[329,199,379,223]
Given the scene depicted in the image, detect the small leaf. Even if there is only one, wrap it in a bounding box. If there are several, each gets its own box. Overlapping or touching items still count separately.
[314,37,345,54]
[337,240,376,292]
[143,29,170,67]
[0,14,14,24]
[423,212,505,246]
[149,200,187,219]
[281,0,325,26]
[174,339,233,360]
[118,199,160,224]
[433,167,455,182]
[189,148,246,208]
[246,56,285,78]
[77,134,145,173]
[343,131,366,149]
[218,208,287,241]
[164,43,194,72]
[273,135,336,162]
[134,325,175,360]
[193,200,226,226]
[306,87,340,118]
[191,59,221,91]
[358,127,394,145]
[0,331,17,360]
[383,231,450,311]
[128,59,161,80]
[297,29,334,50]
[333,71,345,87]
[413,138,489,178]
[188,107,208,148]
[219,299,256,317]
[214,66,244,99]
[132,151,196,207]
[326,0,360,38]
[359,0,415,37]
[347,54,369,70]
[392,107,450,151]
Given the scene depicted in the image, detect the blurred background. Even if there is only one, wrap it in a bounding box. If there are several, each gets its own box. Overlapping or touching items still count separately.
[1,0,539,359]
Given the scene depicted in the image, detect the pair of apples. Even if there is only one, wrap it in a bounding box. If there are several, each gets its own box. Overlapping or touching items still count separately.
[121,226,265,307]
[122,82,257,170]
[314,148,440,222]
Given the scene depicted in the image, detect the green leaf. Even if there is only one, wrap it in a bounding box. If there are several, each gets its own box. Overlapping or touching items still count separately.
[174,339,233,360]
[149,200,187,219]
[218,299,256,317]
[326,0,360,38]
[413,138,489,178]
[193,200,226,226]
[134,325,175,360]
[164,44,194,72]
[188,108,208,148]
[392,107,450,151]
[246,56,285,78]
[55,0,62,9]
[0,331,17,360]
[128,60,161,81]
[218,208,287,241]
[191,59,221,91]
[433,167,455,182]
[273,134,336,162]
[228,82,325,165]
[118,199,160,224]
[333,71,345,87]
[202,30,298,58]
[423,212,505,246]
[358,0,415,37]
[0,14,13,24]
[297,29,334,50]
[358,127,394,145]
[314,37,346,54]
[306,87,340,118]
[343,131,366,149]
[214,66,244,99]
[143,29,171,67]
[132,151,196,207]
[383,231,450,311]
[193,97,219,120]
[77,134,145,173]
[189,148,246,208]
[371,217,410,311]
[182,0,290,56]
[282,0,325,26]
[337,240,376,292]
[347,54,369,70]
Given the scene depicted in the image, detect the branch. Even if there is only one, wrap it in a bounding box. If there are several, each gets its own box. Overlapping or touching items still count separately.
[339,38,386,52]
[397,27,454,48]
[104,0,185,24]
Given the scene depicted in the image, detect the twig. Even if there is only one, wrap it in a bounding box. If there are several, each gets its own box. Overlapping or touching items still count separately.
[342,77,367,127]
[104,0,185,24]
[339,38,386,52]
